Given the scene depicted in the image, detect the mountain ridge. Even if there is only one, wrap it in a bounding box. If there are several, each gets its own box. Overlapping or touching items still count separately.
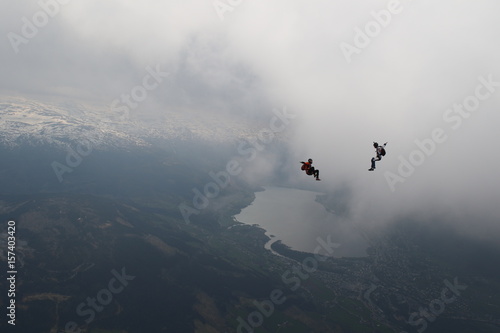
[0,95,275,150]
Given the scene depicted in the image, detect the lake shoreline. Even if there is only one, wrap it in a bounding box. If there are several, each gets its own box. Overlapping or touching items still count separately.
[233,186,369,258]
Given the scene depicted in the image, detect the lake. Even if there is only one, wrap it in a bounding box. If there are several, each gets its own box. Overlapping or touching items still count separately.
[234,186,368,257]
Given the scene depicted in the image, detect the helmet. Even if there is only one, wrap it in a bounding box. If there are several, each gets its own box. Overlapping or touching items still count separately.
[308,158,313,163]
[373,142,379,148]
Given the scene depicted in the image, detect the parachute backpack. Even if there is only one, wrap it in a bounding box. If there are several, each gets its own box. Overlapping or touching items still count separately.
[374,142,386,156]
[301,164,308,171]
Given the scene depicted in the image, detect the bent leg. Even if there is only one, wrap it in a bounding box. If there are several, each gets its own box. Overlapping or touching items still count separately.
[371,157,380,169]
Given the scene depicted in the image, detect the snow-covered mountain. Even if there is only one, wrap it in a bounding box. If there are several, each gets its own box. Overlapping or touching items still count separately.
[0,95,268,150]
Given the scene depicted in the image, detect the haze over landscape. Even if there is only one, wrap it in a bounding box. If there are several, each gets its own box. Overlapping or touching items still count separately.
[1,1,500,332]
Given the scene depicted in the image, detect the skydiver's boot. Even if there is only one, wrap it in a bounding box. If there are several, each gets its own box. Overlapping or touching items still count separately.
[368,168,375,171]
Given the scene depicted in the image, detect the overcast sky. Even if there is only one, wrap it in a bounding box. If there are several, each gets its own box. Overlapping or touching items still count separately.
[2,0,500,240]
